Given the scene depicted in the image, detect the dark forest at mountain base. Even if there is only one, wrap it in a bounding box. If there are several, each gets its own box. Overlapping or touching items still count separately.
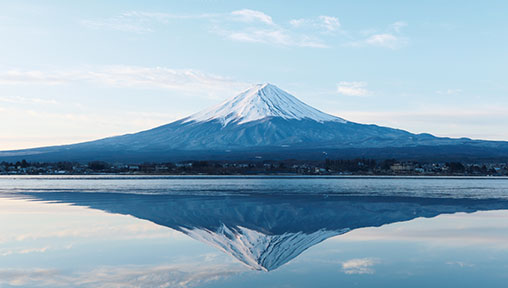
[2,158,507,176]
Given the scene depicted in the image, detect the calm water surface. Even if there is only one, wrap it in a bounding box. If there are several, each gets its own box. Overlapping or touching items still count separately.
[1,176,508,287]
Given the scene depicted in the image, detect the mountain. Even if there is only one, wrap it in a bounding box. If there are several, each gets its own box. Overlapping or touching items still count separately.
[14,191,508,271]
[1,83,508,162]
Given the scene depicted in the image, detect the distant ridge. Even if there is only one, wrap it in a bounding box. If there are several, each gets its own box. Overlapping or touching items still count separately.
[1,83,508,162]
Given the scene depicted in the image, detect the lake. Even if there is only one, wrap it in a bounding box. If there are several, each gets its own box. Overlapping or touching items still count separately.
[1,176,508,287]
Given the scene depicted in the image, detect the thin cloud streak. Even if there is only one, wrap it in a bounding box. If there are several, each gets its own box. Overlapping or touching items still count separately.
[337,81,370,97]
[289,15,341,32]
[81,11,220,33]
[231,9,274,25]
[221,28,329,48]
[0,96,58,105]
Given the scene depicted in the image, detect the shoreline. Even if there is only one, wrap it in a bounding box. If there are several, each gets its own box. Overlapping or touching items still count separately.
[1,174,508,180]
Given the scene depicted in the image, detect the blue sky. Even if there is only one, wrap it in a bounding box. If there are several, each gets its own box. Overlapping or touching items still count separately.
[1,0,507,149]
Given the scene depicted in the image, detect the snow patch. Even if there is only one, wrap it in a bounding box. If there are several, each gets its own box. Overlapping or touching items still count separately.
[184,83,346,126]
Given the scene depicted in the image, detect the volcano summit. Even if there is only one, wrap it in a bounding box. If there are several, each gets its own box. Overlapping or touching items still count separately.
[1,83,508,162]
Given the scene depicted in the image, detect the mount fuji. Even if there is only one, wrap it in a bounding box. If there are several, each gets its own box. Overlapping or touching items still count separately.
[1,83,508,162]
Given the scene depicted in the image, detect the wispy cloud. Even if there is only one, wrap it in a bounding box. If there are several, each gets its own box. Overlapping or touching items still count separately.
[82,18,152,33]
[346,21,408,49]
[0,70,77,85]
[436,88,462,95]
[216,10,332,48]
[289,15,341,32]
[365,33,403,49]
[1,246,50,256]
[0,96,58,105]
[446,261,475,268]
[342,258,379,274]
[337,81,370,96]
[220,27,328,48]
[82,10,405,50]
[390,21,407,33]
[319,16,341,32]
[231,9,273,25]
[81,11,218,33]
[82,9,336,48]
[0,66,249,96]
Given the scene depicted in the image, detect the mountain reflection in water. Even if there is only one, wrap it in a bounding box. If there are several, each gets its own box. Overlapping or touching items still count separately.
[18,192,508,271]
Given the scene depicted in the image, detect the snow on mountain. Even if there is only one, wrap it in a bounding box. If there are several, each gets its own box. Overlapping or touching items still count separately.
[184,83,346,126]
[182,224,347,271]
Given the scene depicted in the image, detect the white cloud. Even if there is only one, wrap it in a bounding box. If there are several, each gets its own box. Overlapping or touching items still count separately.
[365,33,404,49]
[337,81,370,97]
[231,9,273,25]
[342,258,379,274]
[228,29,287,44]
[318,16,341,32]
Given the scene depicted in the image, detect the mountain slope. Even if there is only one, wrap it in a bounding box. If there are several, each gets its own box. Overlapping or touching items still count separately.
[1,83,508,162]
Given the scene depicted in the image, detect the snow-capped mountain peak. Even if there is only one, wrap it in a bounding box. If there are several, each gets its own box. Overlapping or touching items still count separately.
[184,83,346,126]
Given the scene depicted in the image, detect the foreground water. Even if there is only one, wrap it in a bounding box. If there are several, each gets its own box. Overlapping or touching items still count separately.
[1,176,508,287]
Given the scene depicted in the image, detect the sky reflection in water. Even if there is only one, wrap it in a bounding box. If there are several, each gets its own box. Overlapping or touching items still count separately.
[1,176,508,287]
